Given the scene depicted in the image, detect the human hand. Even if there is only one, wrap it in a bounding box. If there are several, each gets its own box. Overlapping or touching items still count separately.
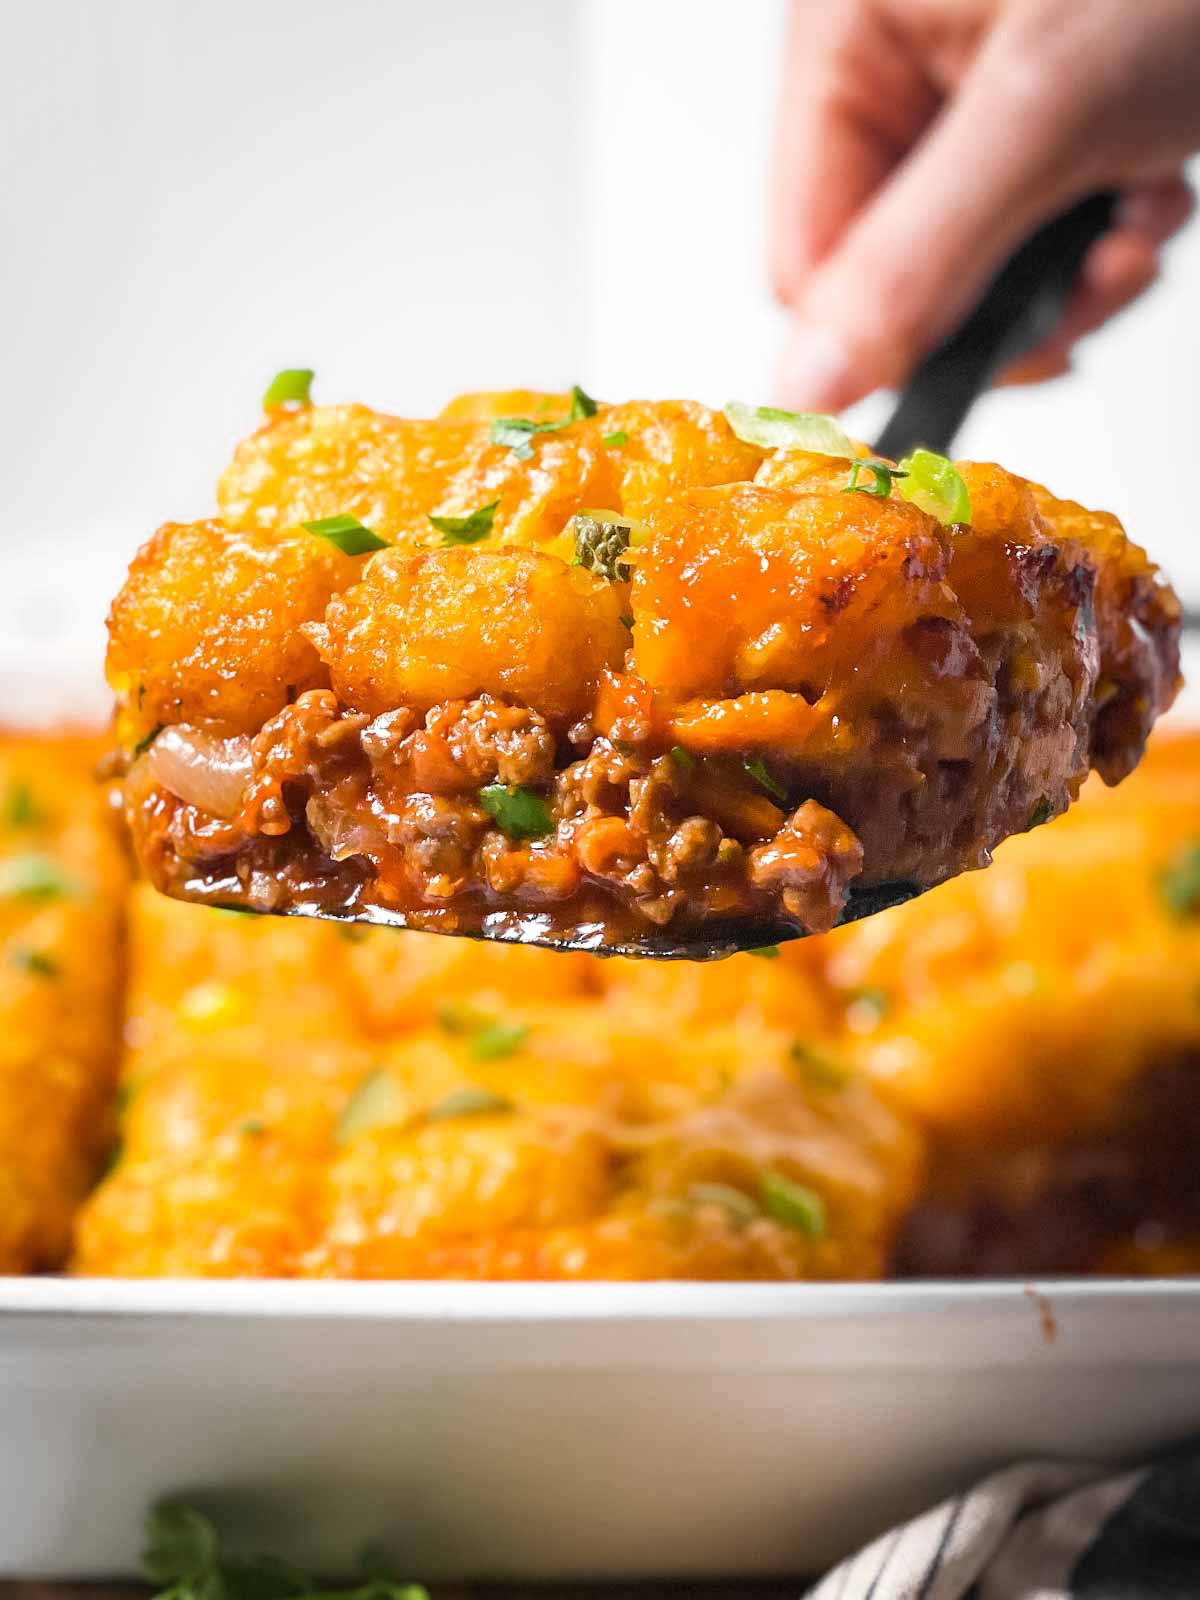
[771,0,1200,409]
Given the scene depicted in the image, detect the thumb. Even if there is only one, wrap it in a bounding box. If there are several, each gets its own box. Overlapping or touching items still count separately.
[775,41,1094,411]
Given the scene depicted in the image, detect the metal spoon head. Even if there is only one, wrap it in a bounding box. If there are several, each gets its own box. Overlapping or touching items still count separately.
[262,878,926,961]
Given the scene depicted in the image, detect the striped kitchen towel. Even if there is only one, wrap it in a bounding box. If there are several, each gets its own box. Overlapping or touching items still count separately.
[805,1447,1200,1598]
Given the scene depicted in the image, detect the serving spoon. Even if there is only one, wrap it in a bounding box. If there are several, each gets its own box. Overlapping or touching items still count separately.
[228,196,1118,959]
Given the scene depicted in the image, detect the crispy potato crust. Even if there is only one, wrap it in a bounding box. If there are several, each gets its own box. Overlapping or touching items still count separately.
[109,392,1180,946]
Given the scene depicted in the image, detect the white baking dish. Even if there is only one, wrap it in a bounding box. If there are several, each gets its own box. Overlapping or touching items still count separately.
[1,1277,1198,1580]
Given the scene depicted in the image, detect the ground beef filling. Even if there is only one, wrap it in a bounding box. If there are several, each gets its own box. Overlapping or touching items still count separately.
[131,689,871,940]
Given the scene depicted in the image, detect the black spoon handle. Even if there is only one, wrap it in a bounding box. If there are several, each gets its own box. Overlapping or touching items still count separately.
[873,191,1118,461]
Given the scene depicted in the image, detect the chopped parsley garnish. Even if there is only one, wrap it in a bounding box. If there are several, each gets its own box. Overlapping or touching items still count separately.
[1028,797,1053,828]
[1160,842,1200,918]
[897,448,972,526]
[142,1502,427,1600]
[427,1085,516,1120]
[744,755,787,805]
[602,430,628,448]
[669,744,696,772]
[335,1068,404,1144]
[478,783,554,840]
[2,781,42,829]
[9,947,59,977]
[759,1169,827,1235]
[302,513,388,556]
[469,1022,530,1061]
[843,459,906,497]
[687,1182,760,1228]
[0,854,77,900]
[724,401,855,457]
[569,384,598,419]
[428,499,500,546]
[747,945,780,960]
[133,723,164,759]
[261,368,314,410]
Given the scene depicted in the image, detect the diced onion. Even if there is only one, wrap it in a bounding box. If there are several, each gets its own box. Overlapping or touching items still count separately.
[145,725,253,818]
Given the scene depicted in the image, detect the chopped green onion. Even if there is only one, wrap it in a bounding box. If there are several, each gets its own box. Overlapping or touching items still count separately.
[619,613,634,629]
[302,514,388,556]
[669,744,696,773]
[897,448,972,526]
[1160,842,1200,918]
[744,755,787,805]
[569,384,598,419]
[428,499,500,546]
[0,854,77,900]
[1,782,42,829]
[602,430,628,448]
[687,1182,760,1228]
[790,1041,852,1090]
[337,923,371,944]
[238,1118,266,1138]
[724,401,855,457]
[570,510,647,581]
[469,1022,530,1061]
[479,783,554,840]
[262,368,314,410]
[427,1085,516,1120]
[436,1001,492,1035]
[759,1169,827,1235]
[133,723,164,759]
[335,1068,405,1144]
[9,947,59,977]
[846,986,889,1022]
[747,945,780,960]
[843,459,906,497]
[1028,797,1053,829]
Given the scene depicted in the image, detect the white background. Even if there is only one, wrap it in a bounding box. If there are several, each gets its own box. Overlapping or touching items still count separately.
[2,0,1197,717]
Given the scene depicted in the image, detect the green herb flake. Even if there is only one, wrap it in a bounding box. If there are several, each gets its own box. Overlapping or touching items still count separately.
[428,499,500,546]
[238,1118,266,1138]
[133,723,164,759]
[619,613,634,629]
[1160,842,1200,918]
[747,945,780,960]
[436,1000,492,1036]
[843,459,906,497]
[469,1022,530,1061]
[744,755,787,805]
[759,1169,827,1235]
[262,368,314,411]
[337,923,371,944]
[490,415,563,459]
[846,986,889,1022]
[0,854,78,901]
[1028,797,1053,829]
[687,1182,760,1228]
[669,744,696,773]
[569,384,598,419]
[897,448,972,526]
[9,946,59,977]
[724,401,855,457]
[478,783,554,840]
[602,430,628,448]
[335,1068,405,1145]
[790,1040,852,1090]
[427,1085,516,1121]
[1,781,43,829]
[302,513,389,556]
